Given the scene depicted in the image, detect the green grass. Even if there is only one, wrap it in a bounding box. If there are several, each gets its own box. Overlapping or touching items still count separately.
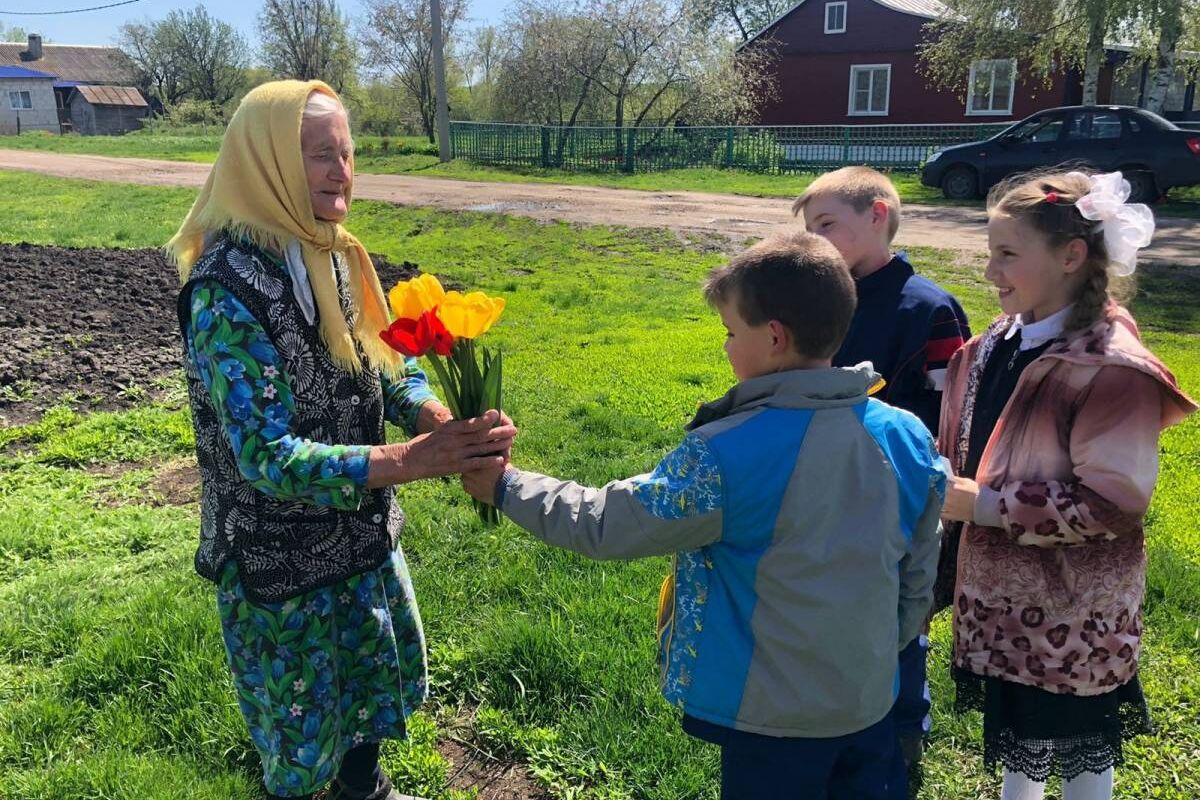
[5,130,1198,217]
[0,172,195,247]
[0,130,436,167]
[0,130,226,163]
[0,171,1197,799]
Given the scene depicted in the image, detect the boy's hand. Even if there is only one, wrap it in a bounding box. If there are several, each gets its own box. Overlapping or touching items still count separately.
[416,401,456,434]
[462,461,510,506]
[943,476,979,522]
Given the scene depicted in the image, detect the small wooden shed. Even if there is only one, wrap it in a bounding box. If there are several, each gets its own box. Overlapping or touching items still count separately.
[67,84,148,135]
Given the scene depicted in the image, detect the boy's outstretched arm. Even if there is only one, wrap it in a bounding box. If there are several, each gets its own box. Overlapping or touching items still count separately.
[463,434,725,560]
[897,456,950,649]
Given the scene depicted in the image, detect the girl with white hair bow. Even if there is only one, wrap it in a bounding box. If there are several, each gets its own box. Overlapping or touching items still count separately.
[933,169,1195,800]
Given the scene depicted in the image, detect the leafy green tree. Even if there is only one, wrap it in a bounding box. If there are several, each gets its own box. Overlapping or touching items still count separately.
[918,0,1141,104]
[258,0,357,93]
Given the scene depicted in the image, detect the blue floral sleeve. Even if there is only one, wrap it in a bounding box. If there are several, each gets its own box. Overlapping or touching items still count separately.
[382,360,436,437]
[186,280,371,510]
[494,433,724,561]
[631,434,723,520]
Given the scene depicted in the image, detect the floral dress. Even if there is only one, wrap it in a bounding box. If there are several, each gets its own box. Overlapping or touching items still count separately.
[185,277,436,797]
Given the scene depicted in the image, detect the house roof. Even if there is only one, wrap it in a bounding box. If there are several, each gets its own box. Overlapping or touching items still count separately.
[739,0,948,49]
[0,65,56,80]
[0,43,131,84]
[874,0,946,19]
[73,84,147,107]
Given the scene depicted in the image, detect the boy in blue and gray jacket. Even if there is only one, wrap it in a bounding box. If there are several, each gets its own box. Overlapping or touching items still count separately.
[463,232,947,799]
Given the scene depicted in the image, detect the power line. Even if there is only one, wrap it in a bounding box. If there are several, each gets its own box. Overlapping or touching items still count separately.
[0,0,142,15]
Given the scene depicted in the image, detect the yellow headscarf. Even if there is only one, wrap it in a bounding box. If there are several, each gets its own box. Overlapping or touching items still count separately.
[167,79,399,376]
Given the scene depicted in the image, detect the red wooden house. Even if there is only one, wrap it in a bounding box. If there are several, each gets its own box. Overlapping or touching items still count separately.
[744,0,1198,125]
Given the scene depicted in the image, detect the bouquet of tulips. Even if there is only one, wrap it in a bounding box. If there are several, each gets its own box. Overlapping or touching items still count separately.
[380,273,506,525]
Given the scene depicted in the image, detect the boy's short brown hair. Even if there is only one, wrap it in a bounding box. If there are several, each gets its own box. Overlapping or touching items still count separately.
[791,166,902,242]
[703,231,857,360]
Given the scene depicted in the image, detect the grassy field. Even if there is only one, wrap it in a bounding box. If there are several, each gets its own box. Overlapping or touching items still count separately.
[0,170,1197,800]
[0,131,435,166]
[4,130,1198,217]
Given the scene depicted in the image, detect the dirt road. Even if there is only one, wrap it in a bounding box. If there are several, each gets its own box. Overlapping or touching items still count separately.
[2,149,1196,263]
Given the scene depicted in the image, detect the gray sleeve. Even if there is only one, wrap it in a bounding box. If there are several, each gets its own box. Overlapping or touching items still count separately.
[898,482,945,649]
[500,469,724,561]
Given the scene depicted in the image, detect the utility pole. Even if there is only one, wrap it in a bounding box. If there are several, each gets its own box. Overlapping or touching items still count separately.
[430,0,451,162]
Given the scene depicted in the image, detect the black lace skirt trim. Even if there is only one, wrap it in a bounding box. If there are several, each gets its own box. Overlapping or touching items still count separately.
[953,667,1153,782]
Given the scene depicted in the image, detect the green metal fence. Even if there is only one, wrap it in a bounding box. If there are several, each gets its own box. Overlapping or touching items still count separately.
[449,121,1013,174]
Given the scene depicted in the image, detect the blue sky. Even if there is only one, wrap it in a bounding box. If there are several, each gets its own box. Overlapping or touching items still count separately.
[0,0,507,49]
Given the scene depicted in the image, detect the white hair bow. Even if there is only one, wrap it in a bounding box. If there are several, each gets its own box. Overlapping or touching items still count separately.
[1064,171,1155,276]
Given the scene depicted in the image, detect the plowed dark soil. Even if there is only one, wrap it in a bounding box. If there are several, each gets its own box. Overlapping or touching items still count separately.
[0,243,427,425]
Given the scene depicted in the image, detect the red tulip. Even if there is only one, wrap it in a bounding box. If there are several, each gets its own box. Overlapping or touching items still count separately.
[380,317,424,357]
[428,310,454,356]
[380,310,455,357]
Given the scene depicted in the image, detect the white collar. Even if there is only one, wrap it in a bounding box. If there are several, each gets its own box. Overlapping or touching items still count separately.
[1004,304,1073,351]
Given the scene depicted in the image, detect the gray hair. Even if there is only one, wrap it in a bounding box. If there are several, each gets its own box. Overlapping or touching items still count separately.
[303,91,347,120]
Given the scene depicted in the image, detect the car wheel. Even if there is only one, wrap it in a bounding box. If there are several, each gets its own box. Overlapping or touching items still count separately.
[1123,171,1159,204]
[941,166,978,200]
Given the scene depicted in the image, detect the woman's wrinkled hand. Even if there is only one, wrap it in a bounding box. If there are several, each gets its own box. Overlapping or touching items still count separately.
[493,411,516,461]
[368,410,517,487]
[942,476,980,523]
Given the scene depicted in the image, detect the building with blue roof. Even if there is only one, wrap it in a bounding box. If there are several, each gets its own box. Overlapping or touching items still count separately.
[0,33,148,135]
[0,61,58,134]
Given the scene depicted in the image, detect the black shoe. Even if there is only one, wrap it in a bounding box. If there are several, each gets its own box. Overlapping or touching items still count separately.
[326,773,405,800]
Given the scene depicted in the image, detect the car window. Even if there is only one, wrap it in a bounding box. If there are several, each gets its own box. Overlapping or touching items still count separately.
[1093,112,1123,139]
[1064,111,1123,140]
[1009,116,1064,143]
[1133,110,1177,131]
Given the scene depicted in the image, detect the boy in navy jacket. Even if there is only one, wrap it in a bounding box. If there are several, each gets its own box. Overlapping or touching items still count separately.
[795,167,970,794]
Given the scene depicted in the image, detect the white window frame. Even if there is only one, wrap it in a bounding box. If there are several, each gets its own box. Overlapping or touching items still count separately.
[848,64,891,117]
[966,59,1016,116]
[824,1,847,34]
[8,90,32,110]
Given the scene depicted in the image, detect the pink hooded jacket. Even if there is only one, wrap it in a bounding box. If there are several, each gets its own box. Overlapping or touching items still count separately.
[938,302,1195,695]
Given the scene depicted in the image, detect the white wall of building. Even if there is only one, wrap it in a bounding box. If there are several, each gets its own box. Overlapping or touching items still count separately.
[0,78,58,134]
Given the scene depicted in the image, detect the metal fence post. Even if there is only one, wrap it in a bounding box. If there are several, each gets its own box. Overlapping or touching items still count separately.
[842,126,850,163]
[540,126,550,168]
[725,127,735,168]
[624,127,635,173]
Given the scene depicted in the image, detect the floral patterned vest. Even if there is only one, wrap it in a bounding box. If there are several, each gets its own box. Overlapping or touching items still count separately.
[177,235,402,602]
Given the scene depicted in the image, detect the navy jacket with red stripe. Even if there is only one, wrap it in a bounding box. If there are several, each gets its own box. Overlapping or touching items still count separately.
[833,254,970,436]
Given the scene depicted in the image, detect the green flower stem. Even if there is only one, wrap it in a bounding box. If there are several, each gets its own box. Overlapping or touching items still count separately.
[425,340,504,526]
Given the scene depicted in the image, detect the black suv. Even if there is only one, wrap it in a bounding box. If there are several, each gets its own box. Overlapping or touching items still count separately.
[921,105,1200,202]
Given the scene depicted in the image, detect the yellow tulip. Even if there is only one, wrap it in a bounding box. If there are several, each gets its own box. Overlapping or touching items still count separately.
[388,273,446,321]
[438,291,506,339]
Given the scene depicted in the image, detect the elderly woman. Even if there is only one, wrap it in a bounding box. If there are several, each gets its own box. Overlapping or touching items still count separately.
[169,80,514,800]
